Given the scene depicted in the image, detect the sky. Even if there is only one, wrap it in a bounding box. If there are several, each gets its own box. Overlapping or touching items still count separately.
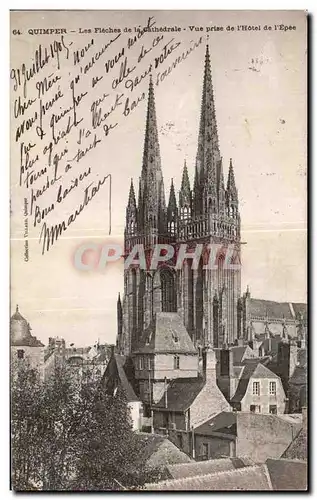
[10,10,307,346]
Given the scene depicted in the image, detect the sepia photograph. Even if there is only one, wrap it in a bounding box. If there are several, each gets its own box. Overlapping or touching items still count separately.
[10,9,307,491]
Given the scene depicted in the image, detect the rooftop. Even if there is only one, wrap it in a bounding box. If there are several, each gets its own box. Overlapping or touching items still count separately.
[165,457,255,480]
[134,312,197,355]
[153,377,205,412]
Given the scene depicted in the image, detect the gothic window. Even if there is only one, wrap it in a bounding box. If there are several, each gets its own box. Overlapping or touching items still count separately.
[17,349,24,359]
[168,221,176,235]
[131,268,137,335]
[161,268,177,312]
[217,254,225,291]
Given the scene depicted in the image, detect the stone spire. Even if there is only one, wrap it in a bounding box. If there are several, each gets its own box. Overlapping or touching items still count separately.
[227,158,238,200]
[125,178,138,237]
[195,45,221,216]
[168,178,177,215]
[139,76,166,233]
[179,160,192,210]
[127,178,137,210]
[167,178,177,236]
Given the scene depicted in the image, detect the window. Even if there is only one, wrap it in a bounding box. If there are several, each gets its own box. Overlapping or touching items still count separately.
[139,357,144,370]
[250,405,261,413]
[269,381,277,396]
[174,355,180,370]
[252,381,260,395]
[17,349,24,359]
[269,405,277,414]
[161,269,177,312]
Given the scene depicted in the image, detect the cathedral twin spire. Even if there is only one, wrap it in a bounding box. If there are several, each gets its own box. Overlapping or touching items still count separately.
[125,46,239,241]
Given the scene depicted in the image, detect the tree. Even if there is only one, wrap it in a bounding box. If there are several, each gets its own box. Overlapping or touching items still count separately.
[11,359,159,491]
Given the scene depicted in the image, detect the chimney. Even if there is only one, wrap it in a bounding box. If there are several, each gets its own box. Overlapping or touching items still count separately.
[202,347,217,383]
[219,348,234,378]
[277,340,298,387]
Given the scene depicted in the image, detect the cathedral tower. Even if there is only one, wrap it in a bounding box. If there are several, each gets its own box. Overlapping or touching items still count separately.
[118,46,241,355]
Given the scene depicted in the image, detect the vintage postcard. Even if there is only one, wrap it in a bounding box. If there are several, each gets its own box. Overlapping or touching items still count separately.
[10,10,307,491]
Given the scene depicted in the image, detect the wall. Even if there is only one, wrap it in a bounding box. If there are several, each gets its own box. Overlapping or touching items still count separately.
[241,377,286,414]
[194,433,233,460]
[190,350,231,427]
[134,353,198,381]
[153,353,198,380]
[153,410,186,432]
[11,346,45,380]
[128,401,143,431]
[236,412,302,462]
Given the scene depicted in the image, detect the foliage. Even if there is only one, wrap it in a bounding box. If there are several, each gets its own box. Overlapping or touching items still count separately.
[11,359,160,491]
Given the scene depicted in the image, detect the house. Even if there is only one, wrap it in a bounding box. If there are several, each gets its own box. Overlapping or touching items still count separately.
[133,312,199,406]
[151,347,231,456]
[266,340,307,413]
[145,458,307,491]
[191,411,303,463]
[11,305,45,379]
[216,347,286,414]
[101,351,143,430]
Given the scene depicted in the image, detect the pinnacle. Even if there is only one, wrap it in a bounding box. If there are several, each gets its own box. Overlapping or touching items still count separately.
[128,179,136,208]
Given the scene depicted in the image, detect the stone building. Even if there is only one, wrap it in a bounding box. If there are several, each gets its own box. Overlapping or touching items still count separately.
[215,347,286,414]
[238,287,307,348]
[117,45,242,355]
[10,305,44,379]
[115,45,307,426]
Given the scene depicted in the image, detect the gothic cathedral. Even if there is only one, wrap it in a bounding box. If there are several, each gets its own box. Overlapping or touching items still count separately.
[117,46,241,355]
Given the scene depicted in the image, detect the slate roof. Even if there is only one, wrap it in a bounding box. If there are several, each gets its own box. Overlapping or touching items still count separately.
[12,336,44,347]
[231,361,279,403]
[265,458,307,491]
[249,299,294,319]
[101,354,139,402]
[134,433,191,469]
[146,459,308,491]
[165,457,255,480]
[231,345,255,365]
[11,306,44,347]
[194,411,237,436]
[292,303,307,318]
[145,465,272,490]
[134,312,196,354]
[153,377,205,411]
[290,366,307,386]
[282,427,307,461]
